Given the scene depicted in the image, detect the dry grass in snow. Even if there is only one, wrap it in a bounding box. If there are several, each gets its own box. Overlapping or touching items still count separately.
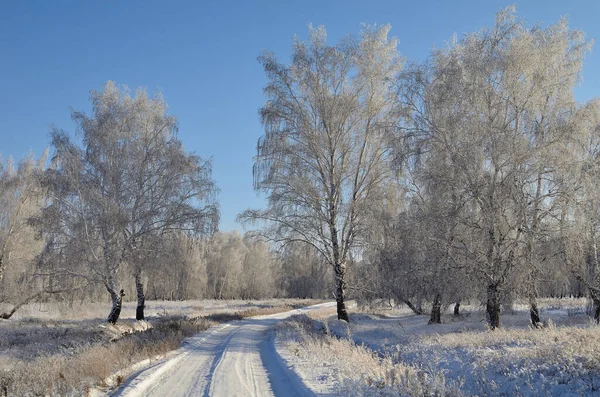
[320,299,600,396]
[0,299,319,396]
[0,316,215,396]
[276,314,463,396]
[0,298,321,322]
[408,323,600,395]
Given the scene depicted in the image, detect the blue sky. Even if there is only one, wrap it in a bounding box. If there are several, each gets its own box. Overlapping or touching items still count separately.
[1,0,598,231]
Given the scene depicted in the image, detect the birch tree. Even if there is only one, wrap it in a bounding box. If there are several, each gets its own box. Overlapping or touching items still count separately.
[397,7,588,328]
[42,82,218,323]
[240,25,402,321]
[114,86,218,319]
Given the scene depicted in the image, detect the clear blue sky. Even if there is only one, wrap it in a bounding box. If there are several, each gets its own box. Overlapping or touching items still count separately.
[1,0,598,231]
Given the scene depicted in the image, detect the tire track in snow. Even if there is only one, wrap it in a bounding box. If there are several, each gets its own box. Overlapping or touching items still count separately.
[112,303,335,397]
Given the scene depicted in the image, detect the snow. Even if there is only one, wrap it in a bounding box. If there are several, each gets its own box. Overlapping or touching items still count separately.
[108,302,336,397]
[276,301,600,396]
[314,302,600,396]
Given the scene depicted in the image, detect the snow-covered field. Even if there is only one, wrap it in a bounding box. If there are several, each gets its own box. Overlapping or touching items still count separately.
[3,298,598,396]
[276,298,600,396]
[0,298,317,321]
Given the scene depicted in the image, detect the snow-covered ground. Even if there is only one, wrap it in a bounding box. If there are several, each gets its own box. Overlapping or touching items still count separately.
[0,298,317,321]
[276,299,600,396]
[0,299,321,396]
[108,302,336,397]
[4,298,598,396]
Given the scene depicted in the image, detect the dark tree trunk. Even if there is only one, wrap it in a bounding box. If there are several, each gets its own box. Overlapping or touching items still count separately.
[0,253,5,287]
[107,289,125,324]
[486,283,501,330]
[177,269,187,301]
[453,301,461,316]
[403,299,423,315]
[529,295,541,328]
[135,271,145,321]
[593,297,600,324]
[429,293,442,324]
[334,261,349,322]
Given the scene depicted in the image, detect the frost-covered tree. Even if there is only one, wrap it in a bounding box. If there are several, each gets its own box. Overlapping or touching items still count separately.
[205,232,246,299]
[396,7,588,328]
[0,153,47,319]
[240,25,402,321]
[145,233,208,301]
[41,82,218,323]
[241,236,276,299]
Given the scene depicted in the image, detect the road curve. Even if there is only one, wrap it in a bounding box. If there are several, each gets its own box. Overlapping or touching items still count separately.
[112,302,335,397]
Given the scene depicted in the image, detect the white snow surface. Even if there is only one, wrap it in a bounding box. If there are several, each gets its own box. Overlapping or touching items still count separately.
[321,305,600,396]
[110,302,335,397]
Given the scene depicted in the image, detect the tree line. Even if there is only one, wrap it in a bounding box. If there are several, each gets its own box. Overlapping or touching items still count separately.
[242,7,600,329]
[0,83,330,323]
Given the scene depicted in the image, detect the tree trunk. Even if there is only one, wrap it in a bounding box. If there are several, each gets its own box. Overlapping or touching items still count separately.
[0,253,5,286]
[592,232,600,324]
[486,283,500,330]
[429,293,442,324]
[107,286,124,324]
[403,299,423,315]
[453,300,461,316]
[527,169,543,328]
[529,294,541,328]
[135,271,145,321]
[593,296,600,324]
[334,261,349,322]
[177,267,189,301]
[526,275,543,326]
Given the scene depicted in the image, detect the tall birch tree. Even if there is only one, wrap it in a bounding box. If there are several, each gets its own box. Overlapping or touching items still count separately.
[240,25,402,321]
[42,82,218,323]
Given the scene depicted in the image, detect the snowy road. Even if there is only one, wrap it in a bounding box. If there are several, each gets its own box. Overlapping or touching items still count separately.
[112,302,335,397]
